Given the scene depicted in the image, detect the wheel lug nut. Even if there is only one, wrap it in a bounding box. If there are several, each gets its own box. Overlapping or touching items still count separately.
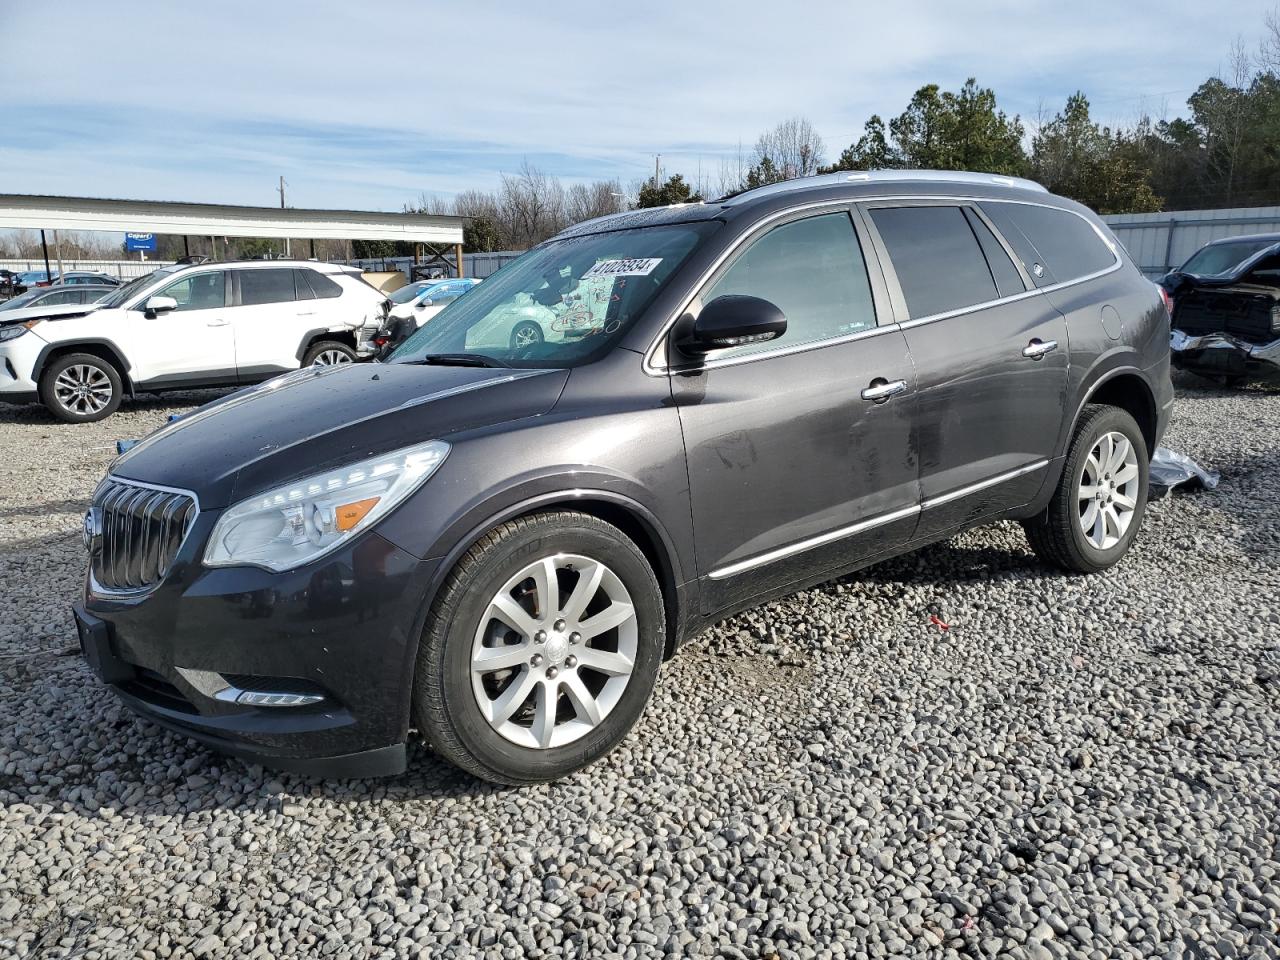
[534,630,546,643]
[554,619,566,632]
[530,653,543,667]
[546,666,558,679]
[565,655,577,668]
[569,632,581,644]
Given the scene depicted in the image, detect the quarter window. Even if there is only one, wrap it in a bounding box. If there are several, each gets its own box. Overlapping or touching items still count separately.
[298,269,342,299]
[151,272,227,312]
[870,205,999,319]
[239,268,298,306]
[980,202,1117,284]
[702,212,876,359]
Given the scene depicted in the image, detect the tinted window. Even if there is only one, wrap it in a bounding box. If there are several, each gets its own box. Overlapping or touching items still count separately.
[1181,239,1275,277]
[703,212,876,359]
[299,269,342,299]
[963,208,1025,298]
[152,271,227,312]
[981,202,1116,283]
[43,290,78,304]
[239,268,297,306]
[871,206,998,318]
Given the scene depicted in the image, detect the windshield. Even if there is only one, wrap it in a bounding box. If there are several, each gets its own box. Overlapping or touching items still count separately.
[390,222,716,368]
[389,282,431,304]
[98,269,166,308]
[1180,239,1275,276]
[0,291,40,311]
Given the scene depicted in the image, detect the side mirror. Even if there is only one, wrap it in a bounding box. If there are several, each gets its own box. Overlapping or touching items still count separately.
[417,299,432,308]
[680,295,787,354]
[145,295,178,316]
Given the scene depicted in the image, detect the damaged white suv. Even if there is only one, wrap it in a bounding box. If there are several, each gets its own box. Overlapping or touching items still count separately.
[0,259,388,422]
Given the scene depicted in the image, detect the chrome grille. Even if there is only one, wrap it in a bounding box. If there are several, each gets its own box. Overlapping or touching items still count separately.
[90,478,197,594]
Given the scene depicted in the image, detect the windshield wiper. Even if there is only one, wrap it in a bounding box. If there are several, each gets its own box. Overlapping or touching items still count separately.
[409,353,510,368]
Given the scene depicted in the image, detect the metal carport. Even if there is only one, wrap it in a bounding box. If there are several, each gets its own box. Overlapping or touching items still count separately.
[0,193,466,279]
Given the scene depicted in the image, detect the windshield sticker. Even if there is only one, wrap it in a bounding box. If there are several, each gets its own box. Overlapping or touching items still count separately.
[582,258,662,279]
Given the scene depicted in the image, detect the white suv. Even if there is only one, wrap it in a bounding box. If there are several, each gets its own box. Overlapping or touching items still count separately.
[0,259,387,422]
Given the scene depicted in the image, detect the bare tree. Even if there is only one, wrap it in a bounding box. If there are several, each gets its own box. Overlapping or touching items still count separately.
[753,117,826,179]
[1263,5,1280,72]
[565,180,626,223]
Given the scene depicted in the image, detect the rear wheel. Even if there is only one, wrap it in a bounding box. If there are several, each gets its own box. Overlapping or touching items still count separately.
[38,352,123,423]
[1023,404,1149,573]
[413,511,665,785]
[303,340,356,366]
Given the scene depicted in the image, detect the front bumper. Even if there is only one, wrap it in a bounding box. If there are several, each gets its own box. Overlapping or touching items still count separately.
[0,330,43,399]
[78,524,439,778]
[1170,328,1280,377]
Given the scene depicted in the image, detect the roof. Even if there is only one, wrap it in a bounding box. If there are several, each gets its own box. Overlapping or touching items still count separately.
[554,169,1060,241]
[0,194,464,244]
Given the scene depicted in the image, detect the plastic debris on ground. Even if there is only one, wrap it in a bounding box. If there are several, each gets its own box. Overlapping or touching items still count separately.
[1149,446,1220,499]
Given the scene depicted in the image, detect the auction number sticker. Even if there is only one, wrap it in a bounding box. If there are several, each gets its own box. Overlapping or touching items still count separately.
[582,258,662,279]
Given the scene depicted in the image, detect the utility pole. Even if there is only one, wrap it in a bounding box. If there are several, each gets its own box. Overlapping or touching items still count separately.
[278,175,291,257]
[654,154,661,187]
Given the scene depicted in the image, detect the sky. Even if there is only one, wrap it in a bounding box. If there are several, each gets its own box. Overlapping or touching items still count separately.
[0,0,1275,213]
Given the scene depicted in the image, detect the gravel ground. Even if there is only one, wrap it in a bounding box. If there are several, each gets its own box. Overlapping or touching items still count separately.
[0,376,1278,960]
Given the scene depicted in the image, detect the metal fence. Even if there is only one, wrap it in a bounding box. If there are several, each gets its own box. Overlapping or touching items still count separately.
[345,250,524,280]
[1101,206,1280,278]
[0,258,175,280]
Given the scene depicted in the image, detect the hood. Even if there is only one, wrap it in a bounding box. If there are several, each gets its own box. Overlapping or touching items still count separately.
[0,302,105,325]
[111,361,569,508]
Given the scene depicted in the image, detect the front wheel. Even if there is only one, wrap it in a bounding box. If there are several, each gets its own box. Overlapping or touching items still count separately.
[38,353,123,423]
[509,321,544,351]
[413,511,665,785]
[303,340,356,366]
[1023,404,1149,573]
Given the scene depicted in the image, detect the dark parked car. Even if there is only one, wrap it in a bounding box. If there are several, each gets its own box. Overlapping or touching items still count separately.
[12,269,57,293]
[0,285,116,312]
[0,268,19,295]
[1160,233,1280,383]
[74,170,1172,784]
[56,271,122,287]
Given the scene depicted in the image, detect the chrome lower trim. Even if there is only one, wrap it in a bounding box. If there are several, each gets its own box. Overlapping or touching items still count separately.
[707,504,921,580]
[920,460,1050,510]
[706,460,1050,581]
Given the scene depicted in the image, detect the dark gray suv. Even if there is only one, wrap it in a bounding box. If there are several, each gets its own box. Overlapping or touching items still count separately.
[74,171,1172,784]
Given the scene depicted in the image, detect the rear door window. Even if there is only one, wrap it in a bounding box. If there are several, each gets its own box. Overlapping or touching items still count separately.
[980,202,1117,284]
[239,268,298,306]
[869,205,999,319]
[701,211,877,360]
[964,208,1026,298]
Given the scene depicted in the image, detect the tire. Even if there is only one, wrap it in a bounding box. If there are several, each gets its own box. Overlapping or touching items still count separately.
[1023,404,1150,573]
[413,511,665,785]
[302,340,356,366]
[38,352,124,423]
[509,321,544,351]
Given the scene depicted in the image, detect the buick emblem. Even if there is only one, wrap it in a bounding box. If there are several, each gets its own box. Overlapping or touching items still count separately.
[82,507,103,554]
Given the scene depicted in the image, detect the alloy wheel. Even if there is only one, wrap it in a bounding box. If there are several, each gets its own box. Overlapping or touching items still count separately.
[470,554,638,749]
[312,349,352,366]
[53,364,112,415]
[1077,430,1141,550]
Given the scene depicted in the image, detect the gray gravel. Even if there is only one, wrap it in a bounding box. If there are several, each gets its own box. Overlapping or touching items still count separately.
[1,375,1278,960]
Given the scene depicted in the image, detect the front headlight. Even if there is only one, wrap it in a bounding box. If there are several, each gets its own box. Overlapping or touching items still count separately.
[204,440,449,571]
[0,322,33,342]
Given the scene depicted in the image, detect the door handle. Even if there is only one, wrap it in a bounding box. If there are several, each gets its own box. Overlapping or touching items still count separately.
[206,319,229,327]
[296,311,316,317]
[861,378,907,403]
[1022,338,1058,360]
